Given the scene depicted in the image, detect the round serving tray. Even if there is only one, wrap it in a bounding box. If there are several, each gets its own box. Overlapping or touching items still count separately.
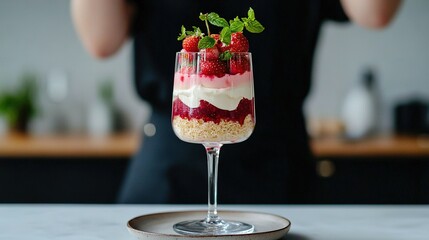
[127,210,291,240]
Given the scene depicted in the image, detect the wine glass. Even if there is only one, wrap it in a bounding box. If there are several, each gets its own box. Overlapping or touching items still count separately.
[171,51,255,235]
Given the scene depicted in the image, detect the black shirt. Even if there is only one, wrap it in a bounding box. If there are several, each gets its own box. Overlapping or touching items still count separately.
[119,0,348,204]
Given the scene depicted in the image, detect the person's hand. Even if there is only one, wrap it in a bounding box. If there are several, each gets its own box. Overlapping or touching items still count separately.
[71,0,133,59]
[340,0,402,29]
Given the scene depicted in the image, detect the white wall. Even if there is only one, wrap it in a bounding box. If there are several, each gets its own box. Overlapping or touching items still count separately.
[1,1,428,134]
[307,0,429,132]
[0,0,149,133]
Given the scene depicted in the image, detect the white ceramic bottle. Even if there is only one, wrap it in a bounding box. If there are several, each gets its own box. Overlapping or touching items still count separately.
[341,68,379,140]
[87,80,114,138]
[87,99,113,137]
[0,117,8,136]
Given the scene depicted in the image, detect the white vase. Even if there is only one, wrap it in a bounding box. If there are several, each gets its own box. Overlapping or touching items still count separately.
[341,69,378,139]
[87,100,113,138]
[0,117,8,136]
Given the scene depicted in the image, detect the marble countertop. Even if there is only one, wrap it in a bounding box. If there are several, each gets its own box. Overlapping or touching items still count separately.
[0,204,428,240]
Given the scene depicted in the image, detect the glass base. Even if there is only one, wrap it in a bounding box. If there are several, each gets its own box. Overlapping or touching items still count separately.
[173,219,254,235]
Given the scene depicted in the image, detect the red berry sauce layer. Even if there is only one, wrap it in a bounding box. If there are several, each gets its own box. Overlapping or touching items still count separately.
[172,98,255,125]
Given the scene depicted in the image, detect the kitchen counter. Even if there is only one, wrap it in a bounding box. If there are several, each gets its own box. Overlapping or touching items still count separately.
[311,134,429,158]
[309,135,429,204]
[0,132,140,157]
[1,133,429,158]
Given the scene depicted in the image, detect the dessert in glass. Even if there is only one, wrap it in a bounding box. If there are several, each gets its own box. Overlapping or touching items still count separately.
[172,52,255,145]
[172,51,255,235]
[171,8,263,235]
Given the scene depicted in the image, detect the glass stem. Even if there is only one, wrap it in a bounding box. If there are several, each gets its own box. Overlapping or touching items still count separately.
[204,143,222,224]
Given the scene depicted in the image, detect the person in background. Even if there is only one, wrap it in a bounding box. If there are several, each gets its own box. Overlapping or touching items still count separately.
[71,0,402,204]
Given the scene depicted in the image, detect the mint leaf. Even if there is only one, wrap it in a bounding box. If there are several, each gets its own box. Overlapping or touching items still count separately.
[208,12,229,28]
[207,12,219,19]
[177,25,186,41]
[219,51,232,61]
[245,19,265,33]
[248,7,256,21]
[230,21,244,33]
[220,27,231,45]
[198,36,216,49]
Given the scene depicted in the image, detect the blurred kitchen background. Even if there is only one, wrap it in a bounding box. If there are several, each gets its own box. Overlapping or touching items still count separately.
[0,1,428,203]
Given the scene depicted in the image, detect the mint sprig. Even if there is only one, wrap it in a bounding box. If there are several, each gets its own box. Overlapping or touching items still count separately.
[179,7,265,52]
[242,8,265,33]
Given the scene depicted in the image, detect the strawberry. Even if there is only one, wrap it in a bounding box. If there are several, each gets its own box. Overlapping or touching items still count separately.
[200,46,219,61]
[229,32,249,52]
[229,55,250,74]
[200,59,227,77]
[182,36,200,52]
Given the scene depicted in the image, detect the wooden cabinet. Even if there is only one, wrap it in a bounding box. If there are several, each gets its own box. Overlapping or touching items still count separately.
[0,157,128,203]
[311,135,429,204]
[0,133,139,203]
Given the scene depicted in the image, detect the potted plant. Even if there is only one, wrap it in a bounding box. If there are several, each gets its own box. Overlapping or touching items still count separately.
[0,73,38,133]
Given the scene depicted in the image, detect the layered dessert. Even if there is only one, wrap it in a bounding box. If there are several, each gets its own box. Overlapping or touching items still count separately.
[173,10,263,143]
[171,8,264,236]
[172,61,255,143]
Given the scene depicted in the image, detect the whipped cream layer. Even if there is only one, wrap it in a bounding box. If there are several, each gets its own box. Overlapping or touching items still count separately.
[173,72,253,111]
